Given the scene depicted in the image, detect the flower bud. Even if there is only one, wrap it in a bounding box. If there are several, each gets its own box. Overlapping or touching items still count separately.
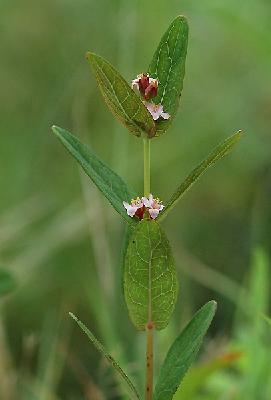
[132,73,158,100]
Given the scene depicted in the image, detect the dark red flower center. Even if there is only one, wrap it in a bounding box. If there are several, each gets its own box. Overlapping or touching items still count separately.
[135,205,145,220]
[138,74,158,100]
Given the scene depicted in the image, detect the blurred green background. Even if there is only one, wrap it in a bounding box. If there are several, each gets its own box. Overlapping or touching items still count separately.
[0,0,270,399]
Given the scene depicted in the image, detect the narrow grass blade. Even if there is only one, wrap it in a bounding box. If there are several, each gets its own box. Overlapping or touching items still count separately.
[173,351,242,399]
[52,125,136,225]
[158,131,243,221]
[69,313,141,400]
[87,52,156,138]
[153,301,217,400]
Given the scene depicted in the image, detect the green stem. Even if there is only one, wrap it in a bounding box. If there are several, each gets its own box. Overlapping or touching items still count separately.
[144,137,153,399]
[143,138,151,196]
[145,322,154,400]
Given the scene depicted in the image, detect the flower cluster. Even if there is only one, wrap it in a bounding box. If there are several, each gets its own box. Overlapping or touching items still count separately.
[131,73,170,121]
[123,194,164,220]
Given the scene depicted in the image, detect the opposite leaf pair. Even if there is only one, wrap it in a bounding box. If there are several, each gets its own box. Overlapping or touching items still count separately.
[87,15,188,138]
[52,124,241,335]
[52,125,243,226]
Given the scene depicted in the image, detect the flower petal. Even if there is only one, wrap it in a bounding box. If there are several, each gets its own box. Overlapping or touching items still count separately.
[142,196,151,208]
[152,112,160,121]
[148,194,154,203]
[131,80,139,90]
[127,205,137,217]
[156,104,163,113]
[123,201,130,210]
[123,201,138,217]
[145,102,154,112]
[161,112,170,120]
[148,208,159,219]
[149,77,158,84]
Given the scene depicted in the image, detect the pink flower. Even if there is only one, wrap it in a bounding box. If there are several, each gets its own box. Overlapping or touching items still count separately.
[144,102,170,121]
[142,194,164,219]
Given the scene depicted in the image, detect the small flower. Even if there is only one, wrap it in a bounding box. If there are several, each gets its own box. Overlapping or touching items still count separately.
[144,102,170,121]
[131,73,158,100]
[123,197,144,218]
[142,194,164,220]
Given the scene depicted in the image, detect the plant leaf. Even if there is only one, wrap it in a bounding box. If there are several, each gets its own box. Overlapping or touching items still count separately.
[153,301,217,400]
[69,313,141,400]
[148,15,189,136]
[52,125,136,225]
[123,220,178,331]
[86,52,156,138]
[158,130,243,221]
[0,268,16,297]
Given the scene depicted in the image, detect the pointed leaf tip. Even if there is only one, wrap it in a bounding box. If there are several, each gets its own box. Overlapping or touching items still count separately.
[86,51,95,62]
[208,300,217,313]
[52,125,60,136]
[176,15,188,22]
